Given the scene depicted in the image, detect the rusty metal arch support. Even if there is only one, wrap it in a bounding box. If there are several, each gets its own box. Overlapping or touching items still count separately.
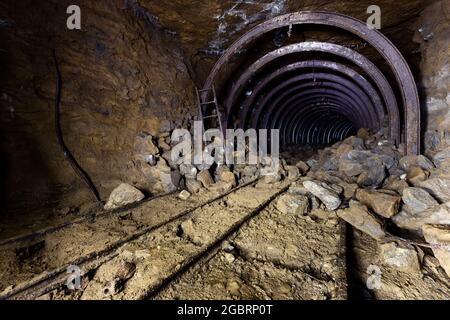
[288,102,357,144]
[251,73,382,130]
[293,105,356,145]
[276,103,355,145]
[203,11,420,154]
[224,42,400,145]
[268,88,376,137]
[279,102,357,144]
[264,84,376,132]
[273,95,366,141]
[236,60,387,133]
[296,109,352,145]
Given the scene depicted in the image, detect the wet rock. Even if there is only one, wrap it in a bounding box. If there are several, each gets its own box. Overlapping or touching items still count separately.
[337,200,386,240]
[275,193,309,215]
[379,242,420,273]
[392,202,450,232]
[406,166,428,185]
[418,178,450,202]
[432,147,450,167]
[303,180,341,210]
[197,170,214,188]
[355,189,401,218]
[178,190,191,200]
[285,165,300,181]
[422,224,450,277]
[185,179,202,194]
[295,160,310,175]
[399,155,435,171]
[402,187,439,214]
[104,183,145,210]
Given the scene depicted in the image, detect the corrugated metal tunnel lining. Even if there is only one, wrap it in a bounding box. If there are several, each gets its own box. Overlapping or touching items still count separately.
[201,11,421,154]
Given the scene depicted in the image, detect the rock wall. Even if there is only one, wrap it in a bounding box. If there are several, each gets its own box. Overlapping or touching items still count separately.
[0,0,196,212]
[414,0,450,153]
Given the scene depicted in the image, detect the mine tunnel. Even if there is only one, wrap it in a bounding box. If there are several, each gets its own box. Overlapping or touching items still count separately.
[0,0,450,302]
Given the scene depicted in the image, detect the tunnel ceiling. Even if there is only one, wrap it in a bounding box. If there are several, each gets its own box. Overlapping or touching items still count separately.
[137,0,435,80]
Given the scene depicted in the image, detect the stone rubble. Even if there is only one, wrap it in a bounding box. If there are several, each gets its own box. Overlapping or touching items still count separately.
[103,127,450,280]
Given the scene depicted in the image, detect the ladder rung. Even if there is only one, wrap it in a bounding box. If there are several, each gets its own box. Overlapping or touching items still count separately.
[203,115,218,119]
[197,88,213,92]
[201,101,216,105]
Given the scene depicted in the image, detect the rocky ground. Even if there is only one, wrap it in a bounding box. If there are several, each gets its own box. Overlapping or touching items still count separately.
[1,128,450,300]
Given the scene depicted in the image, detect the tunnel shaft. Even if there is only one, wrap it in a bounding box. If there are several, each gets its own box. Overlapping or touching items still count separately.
[201,11,421,154]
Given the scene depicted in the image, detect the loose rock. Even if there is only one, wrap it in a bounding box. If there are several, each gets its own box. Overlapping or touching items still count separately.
[303,180,341,210]
[432,147,450,167]
[178,190,191,200]
[419,178,450,202]
[197,170,214,188]
[104,183,145,210]
[399,155,435,171]
[402,187,439,214]
[185,179,202,194]
[422,224,450,277]
[337,201,386,240]
[275,194,309,215]
[355,189,401,218]
[379,241,421,273]
[392,202,450,232]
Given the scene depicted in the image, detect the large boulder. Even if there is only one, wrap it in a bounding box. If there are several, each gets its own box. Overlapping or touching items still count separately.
[104,183,145,210]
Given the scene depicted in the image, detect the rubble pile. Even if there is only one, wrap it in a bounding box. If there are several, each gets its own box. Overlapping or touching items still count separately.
[104,126,450,279]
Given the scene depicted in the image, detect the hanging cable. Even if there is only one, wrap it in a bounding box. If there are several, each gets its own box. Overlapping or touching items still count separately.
[52,50,101,202]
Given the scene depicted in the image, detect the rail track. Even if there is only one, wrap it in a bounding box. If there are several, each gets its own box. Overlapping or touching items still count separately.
[0,178,270,300]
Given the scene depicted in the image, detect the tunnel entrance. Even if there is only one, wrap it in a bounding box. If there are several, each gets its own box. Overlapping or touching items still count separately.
[201,11,420,154]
